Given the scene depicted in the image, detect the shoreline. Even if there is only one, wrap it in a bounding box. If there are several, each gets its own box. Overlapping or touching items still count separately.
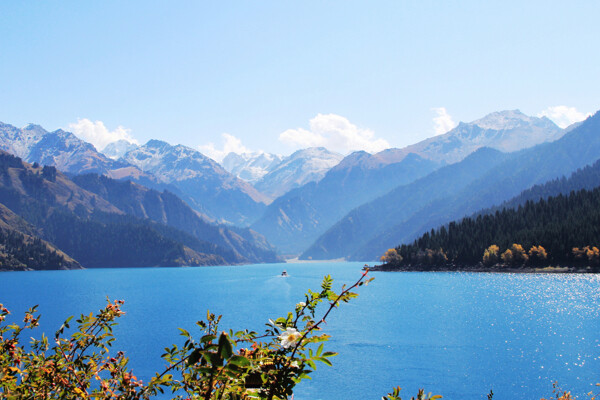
[368,263,598,273]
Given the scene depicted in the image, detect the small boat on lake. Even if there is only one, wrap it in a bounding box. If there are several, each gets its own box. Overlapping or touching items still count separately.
[281,270,288,277]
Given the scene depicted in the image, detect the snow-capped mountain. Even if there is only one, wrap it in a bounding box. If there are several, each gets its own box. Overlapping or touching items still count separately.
[121,140,269,225]
[378,110,564,165]
[254,147,344,199]
[0,122,127,174]
[102,139,139,160]
[0,122,268,226]
[222,152,284,183]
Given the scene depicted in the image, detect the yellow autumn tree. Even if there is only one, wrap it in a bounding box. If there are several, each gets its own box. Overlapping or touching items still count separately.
[528,245,548,265]
[380,248,402,264]
[585,246,600,265]
[425,248,448,264]
[572,246,600,265]
[501,244,528,266]
[572,247,586,259]
[501,249,513,265]
[482,245,500,266]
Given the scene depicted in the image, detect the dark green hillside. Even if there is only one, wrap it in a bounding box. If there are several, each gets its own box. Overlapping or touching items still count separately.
[72,173,280,263]
[390,187,600,270]
[0,203,81,271]
[40,210,224,268]
[0,152,229,269]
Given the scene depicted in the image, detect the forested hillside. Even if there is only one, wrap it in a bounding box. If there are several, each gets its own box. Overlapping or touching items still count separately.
[0,204,81,271]
[0,151,279,269]
[71,174,280,263]
[388,187,600,270]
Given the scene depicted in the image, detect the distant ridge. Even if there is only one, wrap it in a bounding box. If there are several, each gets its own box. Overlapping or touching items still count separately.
[251,152,439,254]
[378,110,563,165]
[311,111,600,261]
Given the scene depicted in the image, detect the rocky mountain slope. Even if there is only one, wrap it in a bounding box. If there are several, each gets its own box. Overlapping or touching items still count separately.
[253,147,343,199]
[72,173,280,263]
[222,151,284,183]
[121,140,269,225]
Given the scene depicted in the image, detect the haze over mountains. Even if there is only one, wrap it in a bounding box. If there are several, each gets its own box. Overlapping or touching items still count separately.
[304,111,600,261]
[249,110,567,255]
[2,107,598,268]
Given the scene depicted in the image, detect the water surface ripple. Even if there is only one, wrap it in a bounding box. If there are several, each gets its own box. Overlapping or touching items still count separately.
[1,263,598,400]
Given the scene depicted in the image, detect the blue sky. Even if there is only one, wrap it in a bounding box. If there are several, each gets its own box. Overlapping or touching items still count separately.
[1,1,598,159]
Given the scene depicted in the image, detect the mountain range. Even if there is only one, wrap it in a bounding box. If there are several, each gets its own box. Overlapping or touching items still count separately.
[303,111,600,261]
[120,140,269,225]
[378,109,563,165]
[0,151,279,270]
[249,110,565,256]
[223,147,344,199]
[1,108,592,267]
[0,123,270,226]
[222,151,284,184]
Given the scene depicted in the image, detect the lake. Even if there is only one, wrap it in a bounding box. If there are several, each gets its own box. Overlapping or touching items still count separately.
[1,262,599,399]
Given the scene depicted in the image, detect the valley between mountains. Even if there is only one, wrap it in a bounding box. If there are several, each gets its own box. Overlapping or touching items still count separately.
[1,109,599,271]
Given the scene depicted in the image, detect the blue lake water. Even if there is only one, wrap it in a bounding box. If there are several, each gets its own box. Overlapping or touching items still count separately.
[1,262,599,399]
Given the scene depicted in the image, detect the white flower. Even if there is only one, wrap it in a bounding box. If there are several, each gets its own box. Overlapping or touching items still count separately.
[296,302,306,308]
[278,327,301,348]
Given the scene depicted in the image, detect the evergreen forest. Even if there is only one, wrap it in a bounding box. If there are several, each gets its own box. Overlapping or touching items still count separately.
[388,187,600,271]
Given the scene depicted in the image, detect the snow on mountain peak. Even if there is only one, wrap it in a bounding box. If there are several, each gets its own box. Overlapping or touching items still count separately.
[471,109,541,130]
[222,151,284,183]
[102,139,139,160]
[254,147,343,198]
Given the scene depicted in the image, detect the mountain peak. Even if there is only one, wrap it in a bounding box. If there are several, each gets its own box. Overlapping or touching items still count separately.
[471,109,541,130]
[145,139,171,149]
[102,139,139,160]
[253,147,343,198]
[23,123,46,131]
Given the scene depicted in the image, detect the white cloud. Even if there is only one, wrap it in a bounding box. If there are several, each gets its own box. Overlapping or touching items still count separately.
[278,113,389,154]
[538,106,592,128]
[198,133,252,162]
[68,118,138,151]
[432,107,457,135]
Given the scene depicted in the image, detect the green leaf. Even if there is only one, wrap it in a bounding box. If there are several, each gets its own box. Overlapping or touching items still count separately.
[178,328,190,337]
[218,332,233,360]
[186,348,202,366]
[317,357,332,366]
[206,351,223,366]
[228,355,250,367]
[200,334,217,344]
[316,343,324,356]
